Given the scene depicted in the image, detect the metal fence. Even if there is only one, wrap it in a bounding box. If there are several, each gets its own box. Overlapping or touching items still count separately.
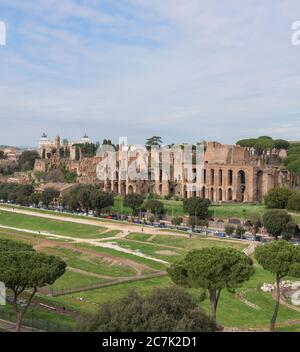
[50,271,167,297]
[0,308,73,332]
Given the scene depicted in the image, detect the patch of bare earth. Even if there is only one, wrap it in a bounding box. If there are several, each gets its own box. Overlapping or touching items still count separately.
[34,240,153,276]
[155,250,178,256]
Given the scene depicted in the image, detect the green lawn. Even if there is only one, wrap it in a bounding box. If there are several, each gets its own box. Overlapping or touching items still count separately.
[126,232,247,252]
[42,276,171,315]
[209,204,267,219]
[47,270,108,291]
[41,267,300,331]
[195,268,300,329]
[0,227,41,245]
[0,301,76,331]
[0,211,107,238]
[77,243,168,272]
[42,246,136,278]
[114,238,184,263]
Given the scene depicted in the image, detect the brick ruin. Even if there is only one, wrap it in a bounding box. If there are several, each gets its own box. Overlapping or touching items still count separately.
[33,134,293,203]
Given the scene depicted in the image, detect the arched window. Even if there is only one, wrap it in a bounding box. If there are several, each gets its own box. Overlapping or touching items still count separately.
[218,188,223,201]
[219,170,223,186]
[210,187,214,202]
[228,188,233,201]
[228,170,233,186]
[210,169,214,186]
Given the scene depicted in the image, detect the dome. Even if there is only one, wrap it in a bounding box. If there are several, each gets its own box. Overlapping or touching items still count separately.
[81,133,91,144]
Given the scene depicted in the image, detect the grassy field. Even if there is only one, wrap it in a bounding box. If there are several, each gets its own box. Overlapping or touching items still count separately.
[126,232,247,252]
[40,246,137,278]
[114,198,300,224]
[47,270,108,291]
[41,276,172,315]
[114,239,184,263]
[196,267,300,328]
[0,210,108,238]
[0,300,76,331]
[77,243,168,272]
[38,268,300,331]
[1,208,300,331]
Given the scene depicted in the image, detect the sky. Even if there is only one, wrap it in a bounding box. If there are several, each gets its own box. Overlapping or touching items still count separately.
[0,0,300,147]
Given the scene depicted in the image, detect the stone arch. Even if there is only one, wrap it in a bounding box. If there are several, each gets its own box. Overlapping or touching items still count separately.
[120,181,126,195]
[192,185,197,197]
[218,170,223,186]
[159,183,162,194]
[218,188,223,201]
[228,170,233,186]
[192,168,197,183]
[237,170,246,202]
[183,185,188,199]
[128,185,134,194]
[201,186,206,198]
[210,169,215,186]
[210,187,214,202]
[227,188,233,201]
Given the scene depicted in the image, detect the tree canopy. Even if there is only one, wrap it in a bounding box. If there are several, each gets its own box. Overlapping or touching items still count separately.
[255,241,300,331]
[236,136,289,153]
[123,193,145,216]
[0,239,66,332]
[287,192,300,211]
[264,187,293,209]
[145,136,163,147]
[262,209,293,239]
[183,197,210,219]
[78,287,220,332]
[144,199,165,219]
[18,150,40,171]
[168,248,254,322]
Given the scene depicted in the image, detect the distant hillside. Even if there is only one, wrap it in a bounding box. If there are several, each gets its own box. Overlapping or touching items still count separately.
[0,145,35,151]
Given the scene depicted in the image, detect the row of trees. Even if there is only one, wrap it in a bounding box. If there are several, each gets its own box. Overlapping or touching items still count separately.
[0,183,60,208]
[265,186,300,211]
[168,241,300,332]
[236,136,290,153]
[61,185,114,215]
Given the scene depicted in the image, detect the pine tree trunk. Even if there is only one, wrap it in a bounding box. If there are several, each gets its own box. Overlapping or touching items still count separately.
[270,274,281,332]
[209,291,217,322]
[15,312,23,332]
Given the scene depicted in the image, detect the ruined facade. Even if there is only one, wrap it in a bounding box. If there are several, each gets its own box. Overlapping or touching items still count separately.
[34,135,291,203]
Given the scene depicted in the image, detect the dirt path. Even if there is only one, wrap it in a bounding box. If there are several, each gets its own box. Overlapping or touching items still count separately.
[35,239,154,276]
[0,222,168,265]
[49,271,167,297]
[66,267,118,280]
[243,242,257,256]
[272,291,300,313]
